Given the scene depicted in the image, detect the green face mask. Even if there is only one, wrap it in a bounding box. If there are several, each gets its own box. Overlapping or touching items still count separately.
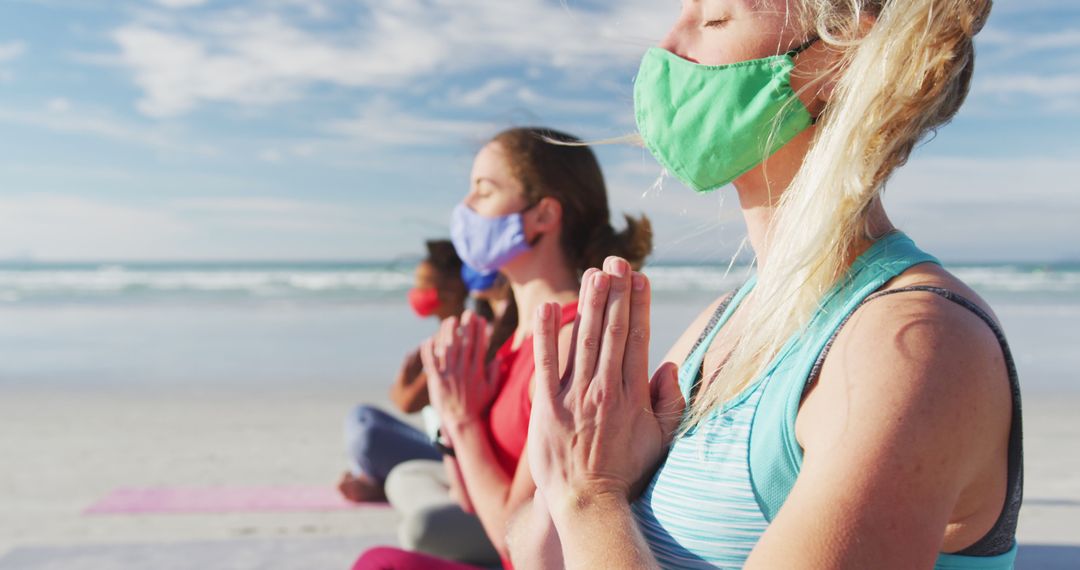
[633,40,816,193]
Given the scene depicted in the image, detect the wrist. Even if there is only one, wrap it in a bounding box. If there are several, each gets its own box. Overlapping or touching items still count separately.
[548,482,631,531]
[443,414,486,441]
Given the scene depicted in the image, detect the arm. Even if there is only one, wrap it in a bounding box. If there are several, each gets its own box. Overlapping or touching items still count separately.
[442,323,574,558]
[524,261,684,570]
[421,312,572,559]
[507,495,564,570]
[389,348,429,414]
[744,292,1012,569]
[443,454,476,513]
[442,415,535,558]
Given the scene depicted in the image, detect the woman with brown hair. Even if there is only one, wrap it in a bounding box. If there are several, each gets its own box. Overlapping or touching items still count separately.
[352,127,652,569]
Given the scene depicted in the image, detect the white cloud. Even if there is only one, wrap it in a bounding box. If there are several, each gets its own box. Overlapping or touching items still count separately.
[0,102,216,154]
[451,78,516,108]
[885,156,1080,261]
[979,28,1080,52]
[155,0,211,8]
[108,0,670,117]
[324,98,496,148]
[0,194,193,260]
[0,41,25,62]
[258,148,282,163]
[46,97,71,113]
[980,73,1080,97]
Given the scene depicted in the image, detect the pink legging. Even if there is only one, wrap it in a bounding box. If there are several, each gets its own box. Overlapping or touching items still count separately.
[352,546,489,570]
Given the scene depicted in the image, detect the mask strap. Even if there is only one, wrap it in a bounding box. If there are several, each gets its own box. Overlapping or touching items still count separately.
[520,198,545,247]
[786,36,818,58]
[787,37,822,125]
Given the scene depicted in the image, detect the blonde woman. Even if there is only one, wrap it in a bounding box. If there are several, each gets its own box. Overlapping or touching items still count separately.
[513,1,1021,569]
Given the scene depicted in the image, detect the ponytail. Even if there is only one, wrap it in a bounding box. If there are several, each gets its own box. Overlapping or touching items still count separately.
[581,214,653,272]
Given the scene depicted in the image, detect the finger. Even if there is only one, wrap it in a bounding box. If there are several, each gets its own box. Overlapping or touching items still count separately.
[532,301,563,403]
[443,316,460,378]
[624,271,653,401]
[562,268,599,387]
[571,269,610,399]
[466,313,484,391]
[420,338,444,402]
[419,337,438,377]
[590,258,633,400]
[650,362,686,445]
[436,317,455,372]
[471,313,488,378]
[457,311,475,379]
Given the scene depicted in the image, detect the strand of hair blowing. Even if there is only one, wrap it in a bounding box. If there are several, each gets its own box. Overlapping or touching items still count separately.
[685,0,992,427]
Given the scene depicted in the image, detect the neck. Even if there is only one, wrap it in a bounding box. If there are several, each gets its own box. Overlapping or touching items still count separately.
[502,247,578,343]
[732,128,895,269]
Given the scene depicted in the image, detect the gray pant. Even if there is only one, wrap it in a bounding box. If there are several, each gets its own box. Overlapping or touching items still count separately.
[385,459,502,567]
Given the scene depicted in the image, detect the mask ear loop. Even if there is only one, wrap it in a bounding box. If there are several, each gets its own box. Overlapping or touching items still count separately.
[786,37,822,125]
[519,198,546,248]
[785,36,819,58]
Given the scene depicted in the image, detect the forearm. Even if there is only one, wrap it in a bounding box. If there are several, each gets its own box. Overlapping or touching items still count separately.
[549,490,658,570]
[389,371,430,413]
[443,455,475,513]
[445,418,519,554]
[508,496,564,570]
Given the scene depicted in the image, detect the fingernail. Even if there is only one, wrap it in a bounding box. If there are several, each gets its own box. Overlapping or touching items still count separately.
[612,259,627,278]
[594,272,609,291]
[632,273,645,291]
[538,303,551,319]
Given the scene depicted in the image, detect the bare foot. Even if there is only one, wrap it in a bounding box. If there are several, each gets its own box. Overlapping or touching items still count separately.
[338,471,387,503]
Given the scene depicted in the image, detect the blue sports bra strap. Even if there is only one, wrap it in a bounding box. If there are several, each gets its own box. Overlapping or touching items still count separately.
[748,232,940,522]
[677,277,756,400]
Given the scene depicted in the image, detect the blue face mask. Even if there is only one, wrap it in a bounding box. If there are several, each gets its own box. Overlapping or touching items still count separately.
[450,202,534,273]
[460,264,499,292]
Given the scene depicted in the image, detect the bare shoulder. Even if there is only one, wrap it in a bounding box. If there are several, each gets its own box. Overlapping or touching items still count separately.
[823,262,1008,407]
[801,261,1012,481]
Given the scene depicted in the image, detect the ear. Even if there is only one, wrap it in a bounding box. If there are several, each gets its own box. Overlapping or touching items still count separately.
[796,13,876,111]
[528,196,563,234]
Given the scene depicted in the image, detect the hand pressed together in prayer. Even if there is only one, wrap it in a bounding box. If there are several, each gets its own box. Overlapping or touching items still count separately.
[527,256,685,516]
[421,311,501,428]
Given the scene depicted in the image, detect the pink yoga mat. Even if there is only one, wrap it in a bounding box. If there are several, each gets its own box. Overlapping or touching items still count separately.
[84,486,387,514]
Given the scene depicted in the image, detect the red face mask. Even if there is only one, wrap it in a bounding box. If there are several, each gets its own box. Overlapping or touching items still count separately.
[407,287,441,318]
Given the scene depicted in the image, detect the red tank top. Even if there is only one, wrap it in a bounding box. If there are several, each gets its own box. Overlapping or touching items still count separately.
[485,301,578,476]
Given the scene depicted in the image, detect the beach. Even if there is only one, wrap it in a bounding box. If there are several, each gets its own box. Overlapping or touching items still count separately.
[0,263,1078,568]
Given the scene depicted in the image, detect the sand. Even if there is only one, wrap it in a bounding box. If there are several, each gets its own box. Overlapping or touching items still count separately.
[0,387,1076,569]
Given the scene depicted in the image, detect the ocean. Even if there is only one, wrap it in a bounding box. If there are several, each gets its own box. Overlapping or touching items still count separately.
[0,261,1076,395]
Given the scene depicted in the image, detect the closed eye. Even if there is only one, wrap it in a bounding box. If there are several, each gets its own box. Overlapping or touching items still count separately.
[703,18,729,29]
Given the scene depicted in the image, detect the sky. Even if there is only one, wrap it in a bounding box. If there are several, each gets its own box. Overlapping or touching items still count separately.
[0,0,1077,264]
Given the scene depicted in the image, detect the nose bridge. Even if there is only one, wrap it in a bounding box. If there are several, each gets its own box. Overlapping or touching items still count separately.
[658,13,697,62]
[463,188,480,210]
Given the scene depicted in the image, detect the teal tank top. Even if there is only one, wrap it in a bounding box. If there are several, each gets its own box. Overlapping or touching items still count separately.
[631,233,1021,569]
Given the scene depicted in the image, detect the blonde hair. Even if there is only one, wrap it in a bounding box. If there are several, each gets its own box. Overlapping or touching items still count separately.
[685,0,992,427]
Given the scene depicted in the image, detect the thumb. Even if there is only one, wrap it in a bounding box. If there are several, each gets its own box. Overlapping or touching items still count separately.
[650,362,685,444]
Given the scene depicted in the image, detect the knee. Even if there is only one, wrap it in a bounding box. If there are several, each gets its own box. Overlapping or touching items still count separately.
[384,460,437,497]
[345,405,390,452]
[351,546,406,570]
[347,404,391,429]
[397,507,444,552]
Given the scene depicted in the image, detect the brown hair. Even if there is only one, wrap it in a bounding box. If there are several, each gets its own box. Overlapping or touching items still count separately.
[491,127,653,273]
[423,239,466,308]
